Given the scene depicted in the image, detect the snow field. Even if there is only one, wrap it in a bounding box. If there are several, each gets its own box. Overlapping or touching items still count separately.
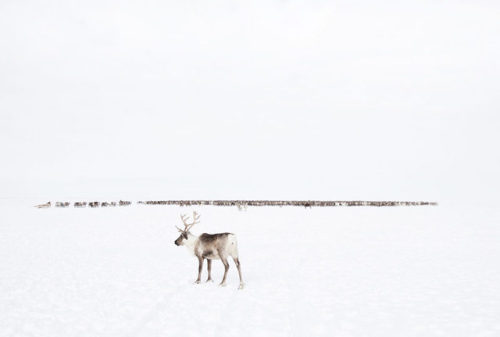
[1,201,499,336]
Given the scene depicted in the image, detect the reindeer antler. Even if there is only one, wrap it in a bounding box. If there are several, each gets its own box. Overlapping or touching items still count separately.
[179,211,201,232]
[180,214,190,227]
[192,211,200,225]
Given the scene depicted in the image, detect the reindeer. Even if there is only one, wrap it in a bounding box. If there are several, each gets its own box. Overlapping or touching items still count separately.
[35,201,51,208]
[174,211,244,289]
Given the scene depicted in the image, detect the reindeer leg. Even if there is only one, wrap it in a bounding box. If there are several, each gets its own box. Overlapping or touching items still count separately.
[206,259,213,282]
[219,256,229,287]
[232,257,244,289]
[195,256,203,284]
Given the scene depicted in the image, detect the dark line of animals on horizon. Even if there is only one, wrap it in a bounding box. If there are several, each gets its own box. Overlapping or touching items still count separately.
[34,200,438,209]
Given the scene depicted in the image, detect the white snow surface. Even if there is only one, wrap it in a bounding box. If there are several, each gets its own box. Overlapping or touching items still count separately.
[1,200,499,337]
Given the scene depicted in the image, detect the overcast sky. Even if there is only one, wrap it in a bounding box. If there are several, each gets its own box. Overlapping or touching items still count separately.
[1,0,499,203]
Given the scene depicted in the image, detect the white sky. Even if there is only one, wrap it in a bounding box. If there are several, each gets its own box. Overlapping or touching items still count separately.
[1,0,499,203]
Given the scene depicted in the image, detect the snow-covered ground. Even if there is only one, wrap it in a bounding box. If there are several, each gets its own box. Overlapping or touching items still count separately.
[1,200,499,337]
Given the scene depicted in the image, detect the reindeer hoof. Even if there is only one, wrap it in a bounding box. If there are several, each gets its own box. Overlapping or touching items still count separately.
[238,283,245,290]
[219,282,227,287]
[206,279,213,283]
[194,280,201,284]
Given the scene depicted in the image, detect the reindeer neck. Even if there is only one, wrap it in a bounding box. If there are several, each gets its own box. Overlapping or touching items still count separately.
[183,232,199,253]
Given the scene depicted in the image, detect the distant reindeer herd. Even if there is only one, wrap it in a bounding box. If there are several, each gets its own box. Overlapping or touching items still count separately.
[35,201,132,208]
[36,200,438,209]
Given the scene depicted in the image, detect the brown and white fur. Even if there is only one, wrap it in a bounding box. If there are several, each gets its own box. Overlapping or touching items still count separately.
[174,212,244,289]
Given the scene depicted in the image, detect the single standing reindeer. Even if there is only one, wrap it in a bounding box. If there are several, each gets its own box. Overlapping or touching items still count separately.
[174,211,244,289]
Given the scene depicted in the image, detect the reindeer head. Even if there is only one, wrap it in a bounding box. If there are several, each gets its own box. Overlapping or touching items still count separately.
[174,211,200,246]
